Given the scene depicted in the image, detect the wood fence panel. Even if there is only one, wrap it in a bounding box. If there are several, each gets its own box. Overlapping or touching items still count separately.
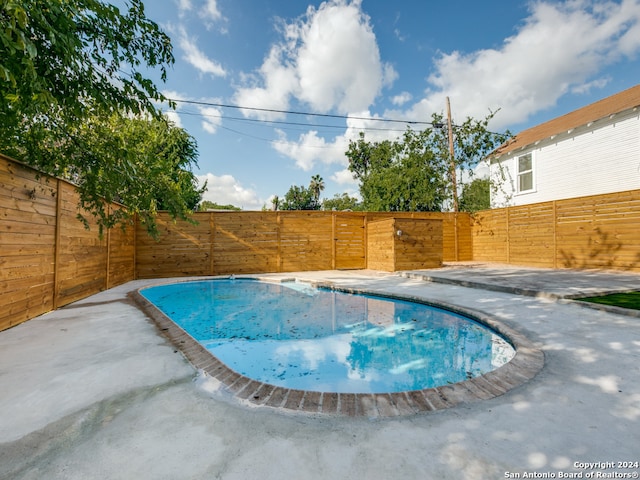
[212,212,278,275]
[555,191,640,270]
[507,202,555,267]
[471,209,508,263]
[473,189,640,272]
[366,218,395,271]
[136,213,211,278]
[279,212,333,272]
[334,214,366,269]
[454,213,473,262]
[107,212,136,288]
[363,211,470,262]
[55,183,107,307]
[394,218,443,271]
[0,157,56,330]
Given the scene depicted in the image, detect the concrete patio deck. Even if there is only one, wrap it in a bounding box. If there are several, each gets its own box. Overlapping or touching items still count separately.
[1,266,639,480]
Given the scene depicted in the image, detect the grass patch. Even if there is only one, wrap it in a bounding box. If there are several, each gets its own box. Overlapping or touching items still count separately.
[579,291,640,310]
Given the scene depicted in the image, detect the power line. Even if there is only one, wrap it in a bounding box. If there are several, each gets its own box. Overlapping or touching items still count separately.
[166,98,437,127]
[172,108,411,133]
[164,97,510,137]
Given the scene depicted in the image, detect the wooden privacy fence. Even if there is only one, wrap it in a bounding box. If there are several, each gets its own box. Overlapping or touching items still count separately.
[1,154,468,331]
[135,211,464,278]
[5,149,640,333]
[472,189,640,272]
[0,155,135,331]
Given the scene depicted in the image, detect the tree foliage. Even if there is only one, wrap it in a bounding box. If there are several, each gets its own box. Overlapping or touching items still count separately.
[198,201,241,211]
[0,0,199,235]
[346,112,510,212]
[278,175,325,210]
[1,0,173,124]
[321,193,361,211]
[459,177,490,213]
[280,184,318,210]
[309,174,324,204]
[2,111,204,236]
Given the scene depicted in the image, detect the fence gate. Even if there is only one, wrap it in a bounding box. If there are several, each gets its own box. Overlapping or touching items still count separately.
[333,215,366,269]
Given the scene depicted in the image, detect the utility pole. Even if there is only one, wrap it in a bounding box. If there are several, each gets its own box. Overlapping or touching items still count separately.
[446,96,458,212]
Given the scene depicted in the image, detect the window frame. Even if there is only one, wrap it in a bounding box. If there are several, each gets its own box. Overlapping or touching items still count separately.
[516,153,535,194]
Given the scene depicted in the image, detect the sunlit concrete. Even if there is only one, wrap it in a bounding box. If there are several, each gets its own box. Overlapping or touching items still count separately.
[1,267,639,480]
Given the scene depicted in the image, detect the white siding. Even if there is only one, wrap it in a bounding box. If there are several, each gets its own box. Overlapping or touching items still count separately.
[490,111,640,207]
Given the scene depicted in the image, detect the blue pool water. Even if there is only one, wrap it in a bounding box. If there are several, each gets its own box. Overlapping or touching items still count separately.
[141,279,515,394]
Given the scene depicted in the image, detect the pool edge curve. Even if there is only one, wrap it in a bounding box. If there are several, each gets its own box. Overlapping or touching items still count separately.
[129,277,544,418]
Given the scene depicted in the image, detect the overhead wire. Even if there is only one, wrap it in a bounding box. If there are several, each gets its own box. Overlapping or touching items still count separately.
[161,97,510,142]
[165,98,438,127]
[172,108,412,134]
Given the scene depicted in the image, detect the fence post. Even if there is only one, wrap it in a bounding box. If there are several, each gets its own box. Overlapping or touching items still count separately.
[209,212,215,275]
[276,212,282,272]
[454,212,459,262]
[506,206,511,264]
[331,213,336,270]
[53,180,63,309]
[553,201,557,268]
[105,203,111,290]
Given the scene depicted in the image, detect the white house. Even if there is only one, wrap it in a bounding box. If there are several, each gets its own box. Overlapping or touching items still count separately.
[488,84,640,207]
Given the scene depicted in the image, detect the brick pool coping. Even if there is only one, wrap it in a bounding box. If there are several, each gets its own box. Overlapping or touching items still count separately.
[130,277,544,418]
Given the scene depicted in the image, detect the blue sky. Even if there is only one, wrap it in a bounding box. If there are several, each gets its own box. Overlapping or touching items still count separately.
[131,0,640,210]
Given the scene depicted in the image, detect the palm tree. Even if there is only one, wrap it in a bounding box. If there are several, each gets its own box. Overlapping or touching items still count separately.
[309,174,324,205]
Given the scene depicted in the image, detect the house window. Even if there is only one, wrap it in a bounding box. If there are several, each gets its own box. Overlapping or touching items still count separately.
[517,153,534,193]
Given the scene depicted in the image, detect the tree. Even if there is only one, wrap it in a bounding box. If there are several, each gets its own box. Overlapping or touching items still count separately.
[346,112,509,212]
[346,129,448,211]
[198,201,241,211]
[0,0,187,234]
[459,178,490,212]
[309,174,325,204]
[1,0,173,126]
[279,184,317,210]
[321,193,361,211]
[2,111,204,236]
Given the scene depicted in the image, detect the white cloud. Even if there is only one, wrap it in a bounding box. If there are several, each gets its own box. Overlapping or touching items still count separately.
[175,0,192,14]
[391,91,412,106]
[272,129,349,171]
[269,110,405,171]
[331,168,358,186]
[177,28,227,78]
[233,0,395,117]
[292,1,395,113]
[403,0,640,130]
[198,106,223,134]
[233,45,297,120]
[165,110,183,128]
[160,90,223,134]
[197,173,264,210]
[201,0,222,22]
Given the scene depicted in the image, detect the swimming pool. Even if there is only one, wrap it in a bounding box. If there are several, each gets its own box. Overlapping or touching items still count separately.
[134,276,543,416]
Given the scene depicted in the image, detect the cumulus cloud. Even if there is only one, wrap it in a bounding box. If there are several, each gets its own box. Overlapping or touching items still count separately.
[402,0,640,129]
[331,168,358,186]
[271,129,349,171]
[177,27,227,78]
[197,173,264,210]
[233,0,395,117]
[270,109,408,171]
[161,90,223,134]
[391,91,412,106]
[234,46,298,120]
[198,105,223,134]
